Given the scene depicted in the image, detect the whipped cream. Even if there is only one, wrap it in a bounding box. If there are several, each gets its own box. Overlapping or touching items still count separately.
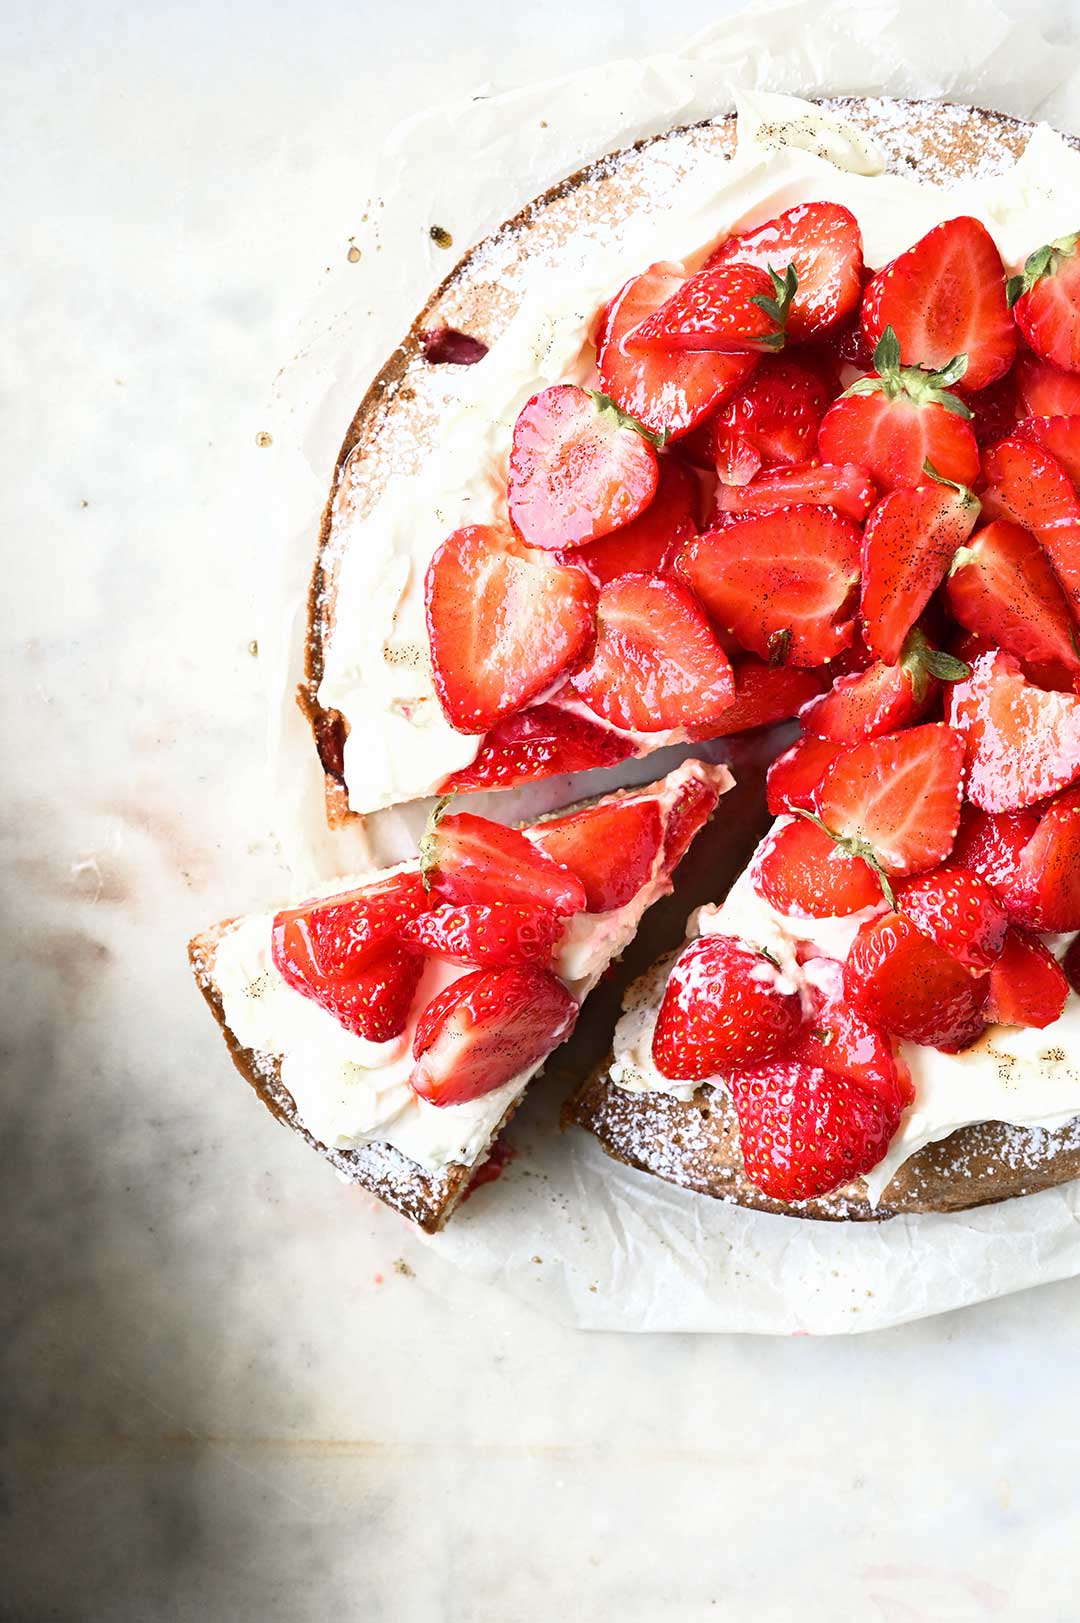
[610,823,1080,1206]
[318,91,1080,815]
[214,760,731,1173]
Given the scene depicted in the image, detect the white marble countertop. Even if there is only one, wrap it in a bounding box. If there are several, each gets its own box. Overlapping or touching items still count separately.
[6,0,1080,1616]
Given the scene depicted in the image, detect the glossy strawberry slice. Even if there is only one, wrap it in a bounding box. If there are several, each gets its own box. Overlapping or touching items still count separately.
[272,918,424,1044]
[979,435,1080,618]
[947,650,1080,811]
[572,456,698,584]
[704,660,829,737]
[411,966,578,1107]
[568,574,735,733]
[1063,935,1080,996]
[713,461,876,525]
[817,330,980,493]
[426,525,596,735]
[710,354,838,477]
[951,803,1043,903]
[277,871,429,980]
[508,383,659,551]
[943,516,1080,684]
[969,371,1022,447]
[844,913,988,1051]
[630,261,794,353]
[706,200,864,340]
[1015,414,1080,491]
[816,723,965,879]
[895,866,1007,974]
[799,630,965,743]
[421,810,586,916]
[530,797,663,913]
[651,934,803,1081]
[766,735,846,816]
[678,505,860,669]
[597,262,757,441]
[401,902,563,969]
[1008,234,1080,373]
[985,928,1068,1029]
[793,986,913,1113]
[659,768,725,870]
[754,816,883,918]
[440,704,631,793]
[862,217,1016,393]
[859,475,980,664]
[1004,786,1080,931]
[1014,350,1080,417]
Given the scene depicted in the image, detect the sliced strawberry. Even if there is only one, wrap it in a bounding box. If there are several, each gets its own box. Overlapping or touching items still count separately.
[817,330,980,493]
[1015,414,1080,491]
[844,913,988,1051]
[425,525,596,734]
[713,461,876,525]
[951,803,1043,903]
[400,902,563,969]
[794,986,913,1113]
[507,383,659,551]
[754,816,884,918]
[1009,233,1080,374]
[597,262,758,441]
[704,659,829,737]
[861,217,1016,393]
[1064,935,1080,995]
[419,327,488,365]
[706,200,864,340]
[529,797,663,913]
[440,703,631,793]
[678,506,860,668]
[568,573,735,733]
[727,1061,898,1202]
[710,354,837,476]
[272,918,424,1044]
[943,516,1080,683]
[276,871,429,981]
[1004,786,1080,931]
[571,456,698,584]
[651,933,803,1080]
[979,435,1080,618]
[411,966,578,1107]
[947,650,1080,811]
[816,723,965,879]
[766,735,847,816]
[985,928,1068,1029]
[969,371,1022,447]
[799,629,966,743]
[629,261,794,353]
[421,810,587,916]
[895,866,1007,973]
[1014,350,1080,417]
[659,768,725,871]
[860,474,981,663]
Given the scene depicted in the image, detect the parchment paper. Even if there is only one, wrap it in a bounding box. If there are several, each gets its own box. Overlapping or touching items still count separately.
[258,0,1080,1332]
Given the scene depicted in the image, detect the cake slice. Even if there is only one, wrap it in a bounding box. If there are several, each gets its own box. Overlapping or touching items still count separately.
[190,759,729,1231]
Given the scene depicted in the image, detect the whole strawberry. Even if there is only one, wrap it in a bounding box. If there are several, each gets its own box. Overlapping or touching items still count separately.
[651,934,802,1082]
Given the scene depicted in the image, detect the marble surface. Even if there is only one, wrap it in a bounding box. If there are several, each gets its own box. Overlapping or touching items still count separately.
[5,0,1080,1616]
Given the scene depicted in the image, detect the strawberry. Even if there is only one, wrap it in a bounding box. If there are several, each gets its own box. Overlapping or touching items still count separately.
[710,354,838,477]
[508,383,659,551]
[946,650,1080,812]
[950,803,1042,908]
[529,797,663,913]
[400,902,563,969]
[706,200,864,340]
[568,573,735,733]
[726,1061,898,1202]
[799,629,967,744]
[440,703,631,793]
[651,933,803,1080]
[272,918,424,1044]
[572,456,698,584]
[704,659,829,736]
[1003,786,1080,932]
[844,913,988,1051]
[1014,350,1080,417]
[969,371,1022,447]
[895,866,1007,973]
[597,262,758,441]
[1015,414,1080,493]
[419,327,488,365]
[712,460,876,525]
[629,261,796,353]
[793,986,913,1112]
[1064,935,1080,996]
[979,435,1080,618]
[276,871,429,980]
[861,216,1016,393]
[678,506,860,668]
[860,473,980,663]
[943,516,1080,684]
[754,816,884,918]
[985,928,1068,1029]
[1008,233,1080,373]
[815,723,966,881]
[411,966,578,1107]
[425,525,596,734]
[659,768,725,871]
[421,809,587,916]
[766,735,847,816]
[817,329,980,493]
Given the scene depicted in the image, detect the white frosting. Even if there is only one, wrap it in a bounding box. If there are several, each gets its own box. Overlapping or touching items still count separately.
[317,91,1080,815]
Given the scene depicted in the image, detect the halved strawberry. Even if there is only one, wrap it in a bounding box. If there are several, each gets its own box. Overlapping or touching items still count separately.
[844,913,988,1051]
[659,769,725,870]
[421,809,587,916]
[703,659,829,737]
[895,866,1007,973]
[568,573,735,733]
[706,201,864,340]
[629,261,795,353]
[597,262,758,441]
[969,371,1022,447]
[754,816,884,918]
[276,871,429,981]
[943,516,1080,683]
[817,329,980,492]
[951,803,1043,903]
[710,354,838,478]
[678,506,860,668]
[400,902,563,969]
[272,917,424,1044]
[426,526,596,735]
[1015,415,1080,491]
[1008,234,1080,373]
[571,455,698,584]
[440,704,631,793]
[861,216,1016,393]
[793,986,913,1113]
[508,384,659,551]
[651,933,803,1080]
[816,722,965,880]
[860,473,981,663]
[712,460,876,524]
[985,928,1068,1029]
[1003,786,1080,931]
[1064,935,1080,995]
[766,735,846,816]
[799,629,966,743]
[529,796,663,913]
[979,435,1080,618]
[411,966,578,1107]
[1014,350,1080,417]
[946,650,1080,811]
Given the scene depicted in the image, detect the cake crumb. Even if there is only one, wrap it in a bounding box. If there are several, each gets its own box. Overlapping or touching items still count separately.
[255,430,273,448]
[392,1257,415,1278]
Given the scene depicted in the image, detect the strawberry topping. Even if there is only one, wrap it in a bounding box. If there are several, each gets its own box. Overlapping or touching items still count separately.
[859,474,981,664]
[1008,233,1080,374]
[943,516,1080,687]
[984,928,1068,1030]
[766,735,847,816]
[651,934,802,1080]
[947,650,1080,811]
[978,435,1080,620]
[815,722,965,881]
[272,918,424,1045]
[799,630,966,744]
[706,200,864,340]
[421,809,587,916]
[710,354,838,478]
[1002,786,1080,932]
[411,966,578,1107]
[572,455,698,584]
[629,261,795,354]
[712,460,876,525]
[277,871,429,980]
[401,902,563,969]
[754,816,884,918]
[440,704,631,793]
[844,913,988,1051]
[895,866,1007,973]
[1015,414,1080,491]
[705,660,829,736]
[529,796,664,913]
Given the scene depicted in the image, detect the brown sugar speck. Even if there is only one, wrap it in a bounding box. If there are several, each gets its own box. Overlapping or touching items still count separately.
[430,224,453,249]
[255,431,273,448]
[347,245,361,263]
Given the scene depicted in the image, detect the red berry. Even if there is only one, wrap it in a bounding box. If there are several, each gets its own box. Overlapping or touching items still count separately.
[943,516,1080,685]
[985,928,1068,1029]
[411,966,578,1107]
[651,934,803,1080]
[710,354,838,475]
[951,803,1042,904]
[713,460,876,525]
[401,901,563,969]
[754,816,884,918]
[1014,350,1080,417]
[630,261,793,353]
[272,918,424,1044]
[947,650,1080,812]
[703,660,830,737]
[1015,414,1080,491]
[530,796,663,914]
[440,703,631,793]
[706,200,864,340]
[844,912,988,1051]
[658,767,726,871]
[860,477,980,664]
[766,735,847,816]
[799,629,959,744]
[1003,786,1080,931]
[421,810,586,916]
[816,723,965,879]
[572,456,698,584]
[1009,233,1080,374]
[895,866,1007,973]
[276,871,429,980]
[979,435,1080,620]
